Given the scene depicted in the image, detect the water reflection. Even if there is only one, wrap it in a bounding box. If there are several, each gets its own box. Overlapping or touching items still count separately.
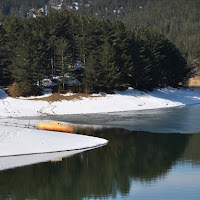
[129,163,200,200]
[0,148,96,171]
[1,128,199,200]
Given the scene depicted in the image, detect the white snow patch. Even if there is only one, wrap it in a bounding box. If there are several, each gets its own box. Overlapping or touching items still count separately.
[0,118,108,170]
[0,87,200,117]
[0,125,107,157]
[0,117,108,170]
[18,92,53,100]
[61,93,74,96]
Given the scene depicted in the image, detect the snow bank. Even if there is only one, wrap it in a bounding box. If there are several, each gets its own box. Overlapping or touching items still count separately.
[0,125,107,157]
[0,88,108,169]
[0,123,107,171]
[0,87,200,118]
[0,117,107,171]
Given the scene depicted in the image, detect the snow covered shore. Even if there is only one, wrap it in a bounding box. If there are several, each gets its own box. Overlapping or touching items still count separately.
[0,87,200,168]
[0,123,108,170]
[0,125,107,157]
[0,87,200,118]
[0,88,110,165]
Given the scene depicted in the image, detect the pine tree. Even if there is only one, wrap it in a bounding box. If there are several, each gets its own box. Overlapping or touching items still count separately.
[0,24,5,84]
[111,21,131,85]
[82,17,105,92]
[0,9,192,95]
[7,16,50,96]
[55,37,72,90]
[128,27,191,90]
[99,36,117,90]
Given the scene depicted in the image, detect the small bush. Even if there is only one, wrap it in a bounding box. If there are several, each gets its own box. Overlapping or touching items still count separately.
[8,82,40,97]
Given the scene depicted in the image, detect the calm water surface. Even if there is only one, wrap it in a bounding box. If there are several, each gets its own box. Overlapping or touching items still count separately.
[0,129,200,200]
[0,88,200,200]
[44,104,200,133]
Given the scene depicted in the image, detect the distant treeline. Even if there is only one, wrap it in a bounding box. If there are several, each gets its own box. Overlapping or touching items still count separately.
[76,0,200,63]
[0,11,191,96]
[0,0,47,17]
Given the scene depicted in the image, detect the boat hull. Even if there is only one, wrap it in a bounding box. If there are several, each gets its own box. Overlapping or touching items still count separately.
[38,122,73,133]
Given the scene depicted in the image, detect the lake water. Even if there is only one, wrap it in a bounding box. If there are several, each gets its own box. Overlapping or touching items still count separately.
[40,104,200,134]
[1,88,200,200]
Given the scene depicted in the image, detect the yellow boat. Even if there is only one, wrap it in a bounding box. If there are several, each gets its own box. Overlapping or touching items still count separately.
[38,121,73,133]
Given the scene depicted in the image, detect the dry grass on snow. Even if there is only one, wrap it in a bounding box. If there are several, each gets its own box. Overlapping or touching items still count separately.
[30,93,100,102]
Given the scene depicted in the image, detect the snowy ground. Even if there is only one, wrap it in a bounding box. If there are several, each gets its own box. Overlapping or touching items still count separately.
[1,87,200,118]
[0,87,200,170]
[0,125,107,171]
[0,117,107,170]
[0,125,107,157]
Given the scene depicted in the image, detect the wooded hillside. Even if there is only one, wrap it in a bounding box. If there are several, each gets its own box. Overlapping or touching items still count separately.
[0,11,191,96]
[1,0,199,62]
[77,0,200,63]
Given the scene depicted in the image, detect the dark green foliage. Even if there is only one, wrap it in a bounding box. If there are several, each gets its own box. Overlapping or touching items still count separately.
[0,0,47,18]
[0,25,5,84]
[1,0,200,62]
[55,37,72,90]
[75,0,200,62]
[0,10,191,95]
[7,16,50,95]
[128,27,191,89]
[82,17,118,92]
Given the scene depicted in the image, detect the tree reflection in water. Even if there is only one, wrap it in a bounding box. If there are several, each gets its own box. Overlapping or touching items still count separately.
[0,128,195,200]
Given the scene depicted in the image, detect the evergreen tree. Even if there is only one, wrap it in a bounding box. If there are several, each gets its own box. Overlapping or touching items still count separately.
[47,11,75,76]
[99,36,117,90]
[0,24,5,84]
[29,17,50,88]
[82,16,105,92]
[111,21,131,85]
[55,37,72,90]
[0,9,192,95]
[128,27,191,90]
[2,15,23,86]
[7,16,50,95]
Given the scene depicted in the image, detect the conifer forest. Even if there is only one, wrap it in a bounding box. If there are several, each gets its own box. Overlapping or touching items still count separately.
[0,0,197,96]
